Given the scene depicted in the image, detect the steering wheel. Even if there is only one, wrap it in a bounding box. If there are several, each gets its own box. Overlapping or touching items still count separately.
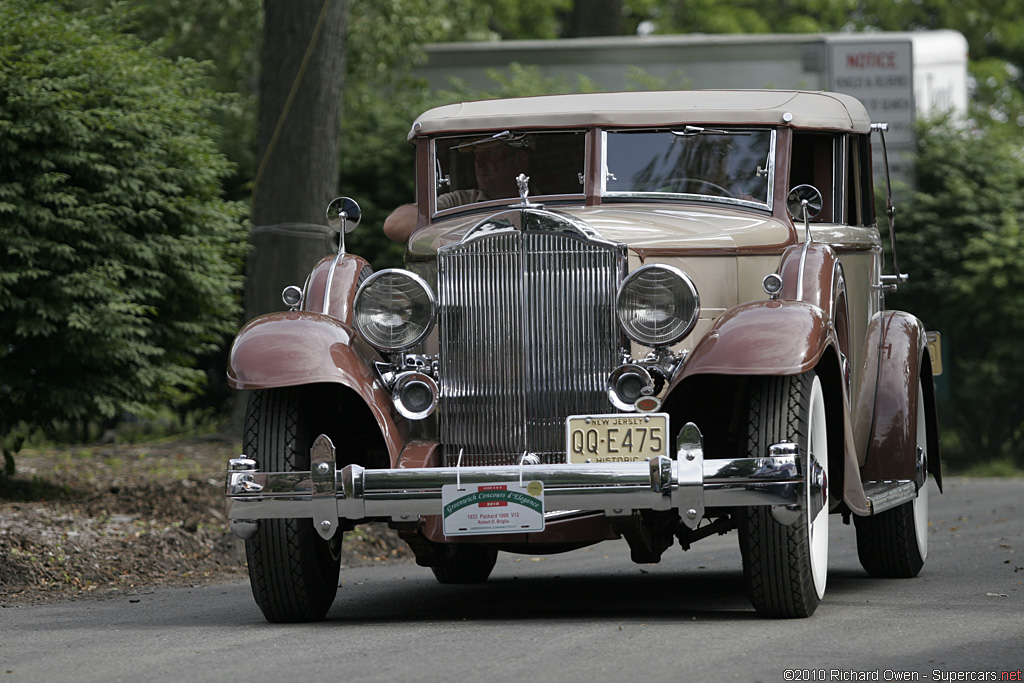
[656,178,736,198]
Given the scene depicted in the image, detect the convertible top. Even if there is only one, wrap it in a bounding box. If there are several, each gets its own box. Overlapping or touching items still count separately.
[409,89,872,139]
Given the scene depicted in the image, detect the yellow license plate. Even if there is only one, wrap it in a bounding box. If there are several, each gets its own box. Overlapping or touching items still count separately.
[565,413,669,464]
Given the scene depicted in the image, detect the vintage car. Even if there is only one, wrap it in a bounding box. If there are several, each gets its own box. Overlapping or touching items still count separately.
[225,90,941,622]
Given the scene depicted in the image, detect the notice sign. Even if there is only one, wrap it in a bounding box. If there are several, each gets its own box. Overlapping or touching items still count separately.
[829,37,916,192]
[829,38,914,145]
[441,481,545,536]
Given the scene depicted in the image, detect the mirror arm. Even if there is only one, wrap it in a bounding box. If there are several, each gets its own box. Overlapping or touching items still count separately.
[795,199,812,301]
[322,197,362,316]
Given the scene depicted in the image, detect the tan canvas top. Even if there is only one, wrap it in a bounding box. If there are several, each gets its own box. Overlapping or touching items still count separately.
[409,90,872,139]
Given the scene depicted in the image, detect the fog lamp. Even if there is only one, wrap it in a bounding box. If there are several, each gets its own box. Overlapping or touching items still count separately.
[392,371,438,420]
[607,364,655,412]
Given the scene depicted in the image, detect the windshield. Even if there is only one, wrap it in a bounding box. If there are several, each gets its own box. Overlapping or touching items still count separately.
[603,128,775,209]
[432,131,585,214]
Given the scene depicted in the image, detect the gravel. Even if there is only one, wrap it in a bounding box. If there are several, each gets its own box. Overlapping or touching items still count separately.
[0,434,410,606]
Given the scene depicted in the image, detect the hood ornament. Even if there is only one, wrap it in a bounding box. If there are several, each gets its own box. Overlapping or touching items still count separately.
[511,173,543,209]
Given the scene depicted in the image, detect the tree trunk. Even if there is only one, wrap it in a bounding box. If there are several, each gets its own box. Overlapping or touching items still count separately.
[563,0,622,37]
[228,0,348,437]
[246,0,348,323]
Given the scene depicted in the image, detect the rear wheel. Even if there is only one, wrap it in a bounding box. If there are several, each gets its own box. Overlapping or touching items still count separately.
[430,544,499,584]
[854,380,929,578]
[244,388,342,622]
[737,371,829,618]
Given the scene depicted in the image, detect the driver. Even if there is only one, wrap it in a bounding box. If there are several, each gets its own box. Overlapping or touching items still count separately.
[383,142,529,242]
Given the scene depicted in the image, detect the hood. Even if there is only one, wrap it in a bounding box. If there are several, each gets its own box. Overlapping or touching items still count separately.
[407,203,795,258]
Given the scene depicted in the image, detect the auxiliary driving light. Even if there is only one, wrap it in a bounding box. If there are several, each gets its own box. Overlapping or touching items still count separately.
[607,364,656,412]
[391,371,438,420]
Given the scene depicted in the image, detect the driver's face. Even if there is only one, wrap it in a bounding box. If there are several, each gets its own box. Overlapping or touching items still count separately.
[474,146,522,197]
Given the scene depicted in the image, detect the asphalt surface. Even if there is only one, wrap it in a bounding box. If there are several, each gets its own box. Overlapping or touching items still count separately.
[1,477,1021,683]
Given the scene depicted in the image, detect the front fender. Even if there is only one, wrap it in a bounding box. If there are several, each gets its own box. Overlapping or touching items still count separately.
[303,253,372,323]
[227,311,407,461]
[665,299,872,516]
[676,300,834,380]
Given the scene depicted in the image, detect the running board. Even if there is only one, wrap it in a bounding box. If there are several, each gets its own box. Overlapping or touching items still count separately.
[863,480,917,515]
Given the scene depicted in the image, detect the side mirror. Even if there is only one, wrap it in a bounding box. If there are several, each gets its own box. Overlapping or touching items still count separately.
[786,184,822,222]
[326,197,361,234]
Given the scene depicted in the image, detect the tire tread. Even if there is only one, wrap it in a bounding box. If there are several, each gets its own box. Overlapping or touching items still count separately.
[244,388,341,622]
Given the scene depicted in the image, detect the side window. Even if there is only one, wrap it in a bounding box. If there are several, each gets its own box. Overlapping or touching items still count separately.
[846,134,875,227]
[790,132,840,223]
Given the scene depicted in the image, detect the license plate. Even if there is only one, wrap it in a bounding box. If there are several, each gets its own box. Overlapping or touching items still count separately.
[565,413,669,464]
[441,481,545,536]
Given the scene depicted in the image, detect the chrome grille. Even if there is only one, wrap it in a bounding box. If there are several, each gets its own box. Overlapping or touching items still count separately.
[437,226,622,466]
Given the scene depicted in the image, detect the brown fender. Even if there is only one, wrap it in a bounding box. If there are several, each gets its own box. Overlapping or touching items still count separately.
[302,253,373,323]
[667,299,873,516]
[227,311,408,462]
[777,242,852,366]
[860,311,942,489]
[677,300,834,379]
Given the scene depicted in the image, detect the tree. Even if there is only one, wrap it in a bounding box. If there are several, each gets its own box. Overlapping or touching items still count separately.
[561,0,624,37]
[890,117,1024,467]
[245,0,349,322]
[73,0,263,200]
[0,0,248,474]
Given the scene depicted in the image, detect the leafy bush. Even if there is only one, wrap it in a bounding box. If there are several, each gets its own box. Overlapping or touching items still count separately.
[891,116,1024,469]
[0,1,248,472]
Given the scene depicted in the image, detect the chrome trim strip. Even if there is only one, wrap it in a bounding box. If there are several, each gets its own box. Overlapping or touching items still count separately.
[321,250,344,316]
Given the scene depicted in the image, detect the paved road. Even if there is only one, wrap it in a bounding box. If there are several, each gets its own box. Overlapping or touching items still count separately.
[1,477,1021,683]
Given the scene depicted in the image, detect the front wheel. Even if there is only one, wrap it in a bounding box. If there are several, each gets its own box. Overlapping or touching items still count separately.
[243,388,342,622]
[737,371,829,618]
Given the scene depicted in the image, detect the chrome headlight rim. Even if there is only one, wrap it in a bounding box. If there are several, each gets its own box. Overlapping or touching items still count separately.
[616,264,700,348]
[354,269,437,352]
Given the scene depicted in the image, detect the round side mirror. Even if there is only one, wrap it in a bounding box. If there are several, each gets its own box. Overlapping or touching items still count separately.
[326,197,361,233]
[786,184,823,222]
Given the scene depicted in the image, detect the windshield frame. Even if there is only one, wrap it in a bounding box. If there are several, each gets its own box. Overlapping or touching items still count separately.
[428,130,588,220]
[600,127,777,212]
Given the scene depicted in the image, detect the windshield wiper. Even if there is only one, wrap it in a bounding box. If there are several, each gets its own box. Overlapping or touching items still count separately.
[454,130,529,151]
[671,126,750,136]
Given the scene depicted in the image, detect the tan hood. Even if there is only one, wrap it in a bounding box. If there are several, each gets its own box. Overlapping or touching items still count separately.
[407,203,795,258]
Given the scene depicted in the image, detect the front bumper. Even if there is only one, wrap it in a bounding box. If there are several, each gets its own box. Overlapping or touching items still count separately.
[225,423,825,541]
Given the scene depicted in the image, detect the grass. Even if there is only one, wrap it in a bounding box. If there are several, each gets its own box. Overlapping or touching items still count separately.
[950,458,1024,478]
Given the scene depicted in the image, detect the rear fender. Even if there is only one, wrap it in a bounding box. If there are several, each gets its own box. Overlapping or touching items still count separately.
[228,311,407,462]
[860,311,942,490]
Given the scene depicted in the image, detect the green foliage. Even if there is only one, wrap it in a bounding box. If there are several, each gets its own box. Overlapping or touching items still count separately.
[0,0,249,466]
[890,116,1024,468]
[72,0,262,200]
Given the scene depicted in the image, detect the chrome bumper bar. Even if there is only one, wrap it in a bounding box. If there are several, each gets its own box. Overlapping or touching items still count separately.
[226,423,825,541]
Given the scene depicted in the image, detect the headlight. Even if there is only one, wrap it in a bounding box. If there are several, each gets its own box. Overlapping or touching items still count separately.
[354,269,436,351]
[616,264,700,347]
